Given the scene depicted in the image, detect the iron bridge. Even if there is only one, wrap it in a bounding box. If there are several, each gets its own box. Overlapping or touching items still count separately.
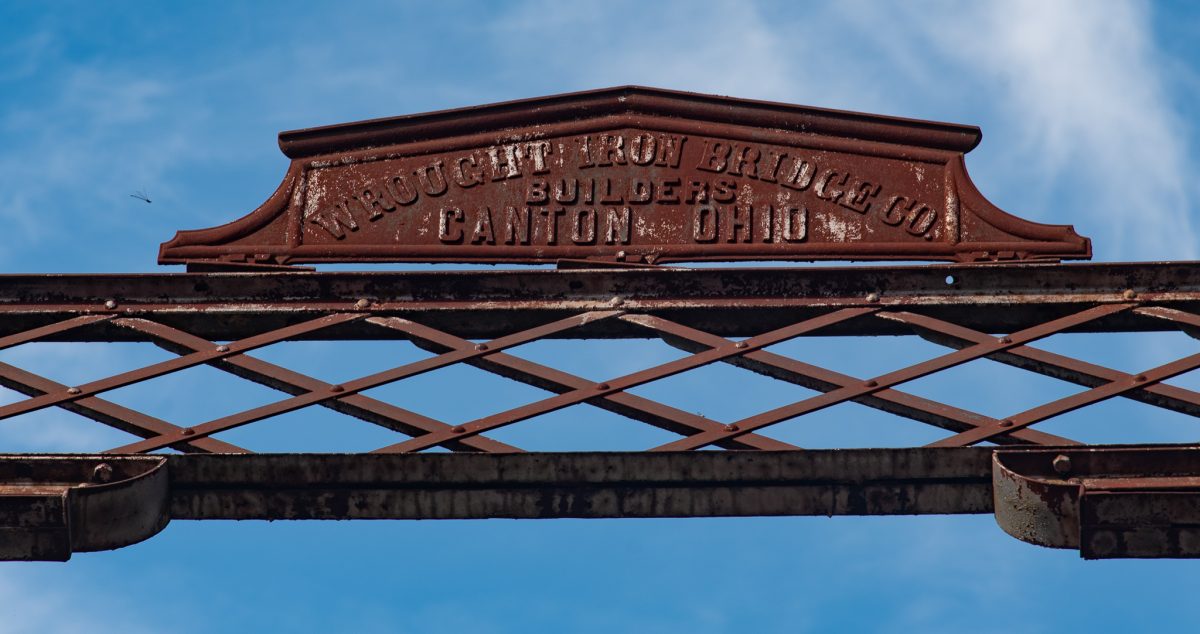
[2,87,1198,561]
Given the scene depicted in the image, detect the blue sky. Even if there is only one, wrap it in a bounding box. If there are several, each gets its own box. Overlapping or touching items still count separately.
[1,1,1200,632]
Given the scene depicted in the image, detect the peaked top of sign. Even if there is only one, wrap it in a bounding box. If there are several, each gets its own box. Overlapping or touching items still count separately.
[160,86,1090,268]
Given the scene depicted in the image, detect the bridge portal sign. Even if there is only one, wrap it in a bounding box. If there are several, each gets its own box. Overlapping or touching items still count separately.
[159,87,1090,266]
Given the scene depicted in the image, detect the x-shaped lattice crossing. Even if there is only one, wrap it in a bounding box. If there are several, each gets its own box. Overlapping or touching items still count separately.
[2,301,1200,453]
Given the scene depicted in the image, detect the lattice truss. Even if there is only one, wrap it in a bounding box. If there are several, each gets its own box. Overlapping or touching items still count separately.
[2,302,1199,454]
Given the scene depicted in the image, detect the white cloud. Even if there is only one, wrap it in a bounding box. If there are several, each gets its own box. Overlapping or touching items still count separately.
[848,0,1196,260]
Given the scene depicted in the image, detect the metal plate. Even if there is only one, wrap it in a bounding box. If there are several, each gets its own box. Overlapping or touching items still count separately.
[158,86,1091,267]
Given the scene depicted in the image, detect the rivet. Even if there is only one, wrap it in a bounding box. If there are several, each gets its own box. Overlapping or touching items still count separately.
[1123,289,1138,300]
[475,343,489,351]
[1134,374,1147,383]
[999,419,1014,428]
[734,341,748,349]
[609,296,625,307]
[353,298,371,310]
[865,292,880,303]
[91,463,114,484]
[1052,454,1072,475]
[998,337,1012,344]
[616,251,627,260]
[66,387,81,395]
[103,300,118,310]
[451,425,466,434]
[597,382,610,390]
[181,428,195,436]
[329,384,345,393]
[864,380,878,388]
[216,345,230,353]
[724,424,739,432]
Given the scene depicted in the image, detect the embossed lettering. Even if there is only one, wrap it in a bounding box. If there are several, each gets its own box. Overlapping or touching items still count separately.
[415,161,448,196]
[628,134,657,166]
[782,206,807,242]
[759,151,787,183]
[453,155,484,188]
[712,179,736,203]
[696,140,730,173]
[571,209,597,244]
[470,207,495,244]
[657,178,681,204]
[881,196,937,236]
[759,204,773,242]
[358,189,395,220]
[779,158,814,191]
[839,181,881,214]
[599,178,623,204]
[486,145,523,181]
[630,179,652,203]
[727,145,760,178]
[693,205,718,242]
[527,179,549,204]
[539,207,566,244]
[438,208,464,243]
[654,134,685,168]
[596,135,626,167]
[814,169,849,203]
[309,202,360,239]
[727,206,752,243]
[504,207,531,245]
[604,207,631,245]
[386,175,418,205]
[554,179,578,203]
[526,141,552,174]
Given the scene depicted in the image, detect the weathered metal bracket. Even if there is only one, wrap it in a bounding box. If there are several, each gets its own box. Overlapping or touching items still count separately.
[993,446,1200,559]
[0,456,169,561]
[159,86,1090,267]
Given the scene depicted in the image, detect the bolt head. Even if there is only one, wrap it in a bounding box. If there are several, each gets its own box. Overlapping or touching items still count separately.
[724,424,739,433]
[865,293,880,303]
[353,298,371,310]
[91,463,114,484]
[1052,454,1073,475]
[998,337,1012,344]
[999,419,1014,428]
[451,425,466,434]
[864,380,878,388]
[1123,289,1138,300]
[181,428,196,436]
[609,296,625,307]
[103,300,118,310]
[216,345,230,353]
[66,387,81,395]
[734,341,748,349]
[329,384,345,393]
[475,343,489,351]
[596,382,610,390]
[1134,374,1147,383]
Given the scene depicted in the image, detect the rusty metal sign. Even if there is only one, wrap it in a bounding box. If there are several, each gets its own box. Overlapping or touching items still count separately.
[158,86,1090,267]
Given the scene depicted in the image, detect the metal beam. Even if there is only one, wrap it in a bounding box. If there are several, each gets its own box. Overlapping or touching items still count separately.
[0,448,995,560]
[1,261,1198,341]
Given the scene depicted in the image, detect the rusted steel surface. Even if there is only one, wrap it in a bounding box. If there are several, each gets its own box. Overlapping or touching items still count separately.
[3,262,1200,342]
[993,446,1200,559]
[1,263,1200,457]
[0,448,995,559]
[1,264,1199,557]
[0,456,168,561]
[157,87,1089,267]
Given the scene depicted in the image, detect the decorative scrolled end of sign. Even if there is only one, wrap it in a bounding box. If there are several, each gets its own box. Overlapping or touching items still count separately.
[158,86,1090,268]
